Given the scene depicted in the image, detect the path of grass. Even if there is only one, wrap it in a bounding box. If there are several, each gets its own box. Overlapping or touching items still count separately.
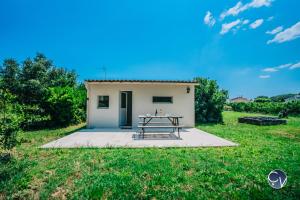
[0,112,299,199]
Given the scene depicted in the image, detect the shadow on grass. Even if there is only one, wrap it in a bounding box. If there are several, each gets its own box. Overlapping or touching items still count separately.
[196,122,224,127]
[61,126,86,136]
[23,120,86,132]
[0,155,33,185]
[20,124,86,147]
[25,124,86,136]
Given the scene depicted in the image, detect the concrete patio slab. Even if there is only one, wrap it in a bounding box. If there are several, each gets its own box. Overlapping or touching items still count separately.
[41,128,238,148]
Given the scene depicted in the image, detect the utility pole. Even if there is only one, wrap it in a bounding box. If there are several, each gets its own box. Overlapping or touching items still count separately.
[101,66,107,79]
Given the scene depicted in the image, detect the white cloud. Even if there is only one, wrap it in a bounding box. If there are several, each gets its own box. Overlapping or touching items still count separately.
[259,75,271,79]
[221,19,250,34]
[248,0,273,8]
[267,21,300,44]
[232,19,251,33]
[263,67,278,72]
[220,1,243,20]
[204,11,216,27]
[290,62,300,70]
[242,19,250,25]
[266,26,283,35]
[220,19,241,34]
[259,62,298,79]
[262,63,292,72]
[249,19,264,29]
[277,63,293,69]
[220,0,273,20]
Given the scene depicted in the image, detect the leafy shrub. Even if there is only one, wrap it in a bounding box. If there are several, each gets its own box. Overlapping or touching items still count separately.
[0,118,20,150]
[286,101,300,115]
[19,105,50,130]
[194,77,228,123]
[253,96,271,103]
[44,86,86,126]
[270,94,296,102]
[0,53,80,129]
[229,101,300,116]
[0,90,21,150]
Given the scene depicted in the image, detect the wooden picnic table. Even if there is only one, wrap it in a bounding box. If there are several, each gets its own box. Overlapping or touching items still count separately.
[138,115,183,138]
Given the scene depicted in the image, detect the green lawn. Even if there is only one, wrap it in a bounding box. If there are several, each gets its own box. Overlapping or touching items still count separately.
[1,111,299,199]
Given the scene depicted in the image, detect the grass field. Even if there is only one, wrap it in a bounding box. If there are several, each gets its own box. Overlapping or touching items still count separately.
[1,111,299,199]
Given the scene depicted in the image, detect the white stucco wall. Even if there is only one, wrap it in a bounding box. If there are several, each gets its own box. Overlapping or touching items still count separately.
[86,83,195,128]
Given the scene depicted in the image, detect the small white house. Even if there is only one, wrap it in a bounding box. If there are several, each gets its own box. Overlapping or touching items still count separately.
[85,80,198,128]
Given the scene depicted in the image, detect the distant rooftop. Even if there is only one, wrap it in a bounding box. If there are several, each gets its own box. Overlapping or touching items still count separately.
[85,79,198,84]
[231,96,249,100]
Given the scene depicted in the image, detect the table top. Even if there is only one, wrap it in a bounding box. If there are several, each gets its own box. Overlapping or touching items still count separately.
[138,115,183,118]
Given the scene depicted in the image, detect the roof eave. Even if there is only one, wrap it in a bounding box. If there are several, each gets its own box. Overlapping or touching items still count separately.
[85,80,199,85]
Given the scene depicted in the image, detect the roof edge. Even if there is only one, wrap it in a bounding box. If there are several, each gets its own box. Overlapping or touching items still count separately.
[85,79,198,84]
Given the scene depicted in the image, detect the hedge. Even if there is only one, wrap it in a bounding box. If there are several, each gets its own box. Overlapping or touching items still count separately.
[228,101,300,116]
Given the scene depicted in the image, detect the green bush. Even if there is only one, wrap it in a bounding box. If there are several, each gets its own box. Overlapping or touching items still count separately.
[0,90,21,150]
[286,101,300,115]
[194,77,228,123]
[19,105,50,130]
[270,94,296,102]
[0,53,82,129]
[229,101,300,116]
[44,86,86,126]
[0,118,20,150]
[254,96,271,103]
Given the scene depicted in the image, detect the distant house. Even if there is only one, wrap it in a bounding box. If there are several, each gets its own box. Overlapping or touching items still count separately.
[230,96,250,103]
[84,79,198,128]
[285,94,300,102]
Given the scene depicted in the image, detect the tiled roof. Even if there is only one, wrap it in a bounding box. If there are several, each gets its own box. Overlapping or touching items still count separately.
[231,97,248,100]
[85,79,198,84]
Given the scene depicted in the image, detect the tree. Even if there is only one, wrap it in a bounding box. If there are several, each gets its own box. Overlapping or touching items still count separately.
[0,59,20,95]
[194,77,228,123]
[271,94,296,102]
[47,67,77,87]
[19,54,51,105]
[254,96,271,103]
[0,90,21,150]
[0,53,84,129]
[17,53,77,105]
[44,86,86,126]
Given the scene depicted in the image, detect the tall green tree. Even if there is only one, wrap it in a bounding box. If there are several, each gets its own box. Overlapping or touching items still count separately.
[0,59,20,95]
[254,96,271,103]
[270,94,296,102]
[19,54,52,105]
[47,67,77,87]
[0,90,21,150]
[0,53,84,129]
[194,77,228,123]
[45,86,86,126]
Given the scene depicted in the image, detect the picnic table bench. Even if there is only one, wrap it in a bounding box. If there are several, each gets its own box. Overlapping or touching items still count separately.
[138,115,183,138]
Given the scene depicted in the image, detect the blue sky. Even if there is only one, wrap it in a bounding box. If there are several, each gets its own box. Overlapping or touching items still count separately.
[0,0,299,98]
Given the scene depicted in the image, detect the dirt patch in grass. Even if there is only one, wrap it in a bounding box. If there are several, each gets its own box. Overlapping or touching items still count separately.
[270,130,298,139]
[51,187,68,200]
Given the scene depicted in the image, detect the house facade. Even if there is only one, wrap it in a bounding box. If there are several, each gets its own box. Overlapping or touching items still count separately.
[85,80,198,128]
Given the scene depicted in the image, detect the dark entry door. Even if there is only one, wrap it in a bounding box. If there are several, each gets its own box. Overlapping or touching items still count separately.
[120,91,132,127]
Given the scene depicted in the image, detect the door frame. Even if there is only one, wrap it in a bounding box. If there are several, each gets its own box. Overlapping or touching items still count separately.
[119,91,132,128]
